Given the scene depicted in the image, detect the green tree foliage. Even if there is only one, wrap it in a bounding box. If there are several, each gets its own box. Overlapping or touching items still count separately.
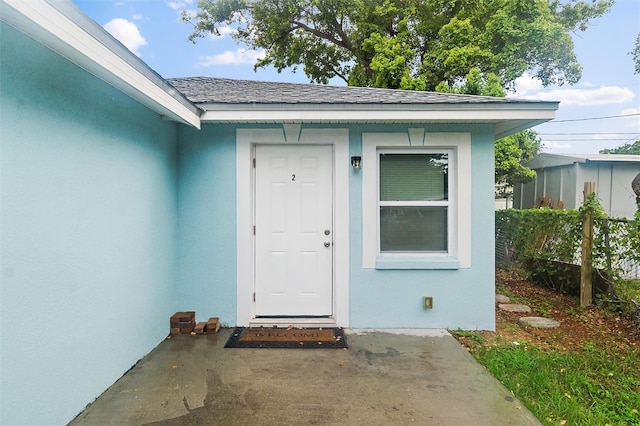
[435,67,505,96]
[185,0,612,90]
[495,130,543,195]
[600,140,640,155]
[632,33,640,75]
[184,0,610,191]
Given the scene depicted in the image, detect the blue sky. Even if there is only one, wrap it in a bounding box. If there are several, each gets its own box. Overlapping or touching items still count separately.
[74,0,639,154]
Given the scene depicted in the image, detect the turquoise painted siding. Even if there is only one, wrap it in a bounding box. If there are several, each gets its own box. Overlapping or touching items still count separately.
[176,125,237,325]
[0,24,178,425]
[178,123,496,330]
[346,125,496,329]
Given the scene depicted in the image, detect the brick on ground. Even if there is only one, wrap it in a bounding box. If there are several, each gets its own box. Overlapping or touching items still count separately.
[194,322,207,335]
[170,311,196,334]
[170,311,195,323]
[206,317,220,334]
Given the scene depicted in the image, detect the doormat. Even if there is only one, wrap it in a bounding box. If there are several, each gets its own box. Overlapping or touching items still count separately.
[224,327,348,349]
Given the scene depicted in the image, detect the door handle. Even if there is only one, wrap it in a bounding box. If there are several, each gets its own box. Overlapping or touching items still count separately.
[324,241,331,247]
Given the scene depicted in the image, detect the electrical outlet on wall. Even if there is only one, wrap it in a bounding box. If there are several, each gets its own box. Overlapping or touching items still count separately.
[423,297,433,310]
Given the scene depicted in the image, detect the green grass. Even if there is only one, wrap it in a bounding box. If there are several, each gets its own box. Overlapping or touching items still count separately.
[471,341,640,425]
[453,329,485,345]
[535,299,554,318]
[496,281,512,298]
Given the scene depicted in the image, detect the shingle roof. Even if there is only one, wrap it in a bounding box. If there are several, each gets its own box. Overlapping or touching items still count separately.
[528,153,640,169]
[555,153,640,162]
[167,76,540,105]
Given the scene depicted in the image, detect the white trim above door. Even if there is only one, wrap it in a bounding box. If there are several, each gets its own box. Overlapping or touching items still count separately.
[236,127,350,327]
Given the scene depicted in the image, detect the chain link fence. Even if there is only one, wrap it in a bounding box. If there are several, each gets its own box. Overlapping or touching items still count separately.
[597,218,640,280]
[496,210,640,332]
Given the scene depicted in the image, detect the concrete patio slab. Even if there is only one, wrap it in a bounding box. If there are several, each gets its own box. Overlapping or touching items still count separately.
[69,329,541,425]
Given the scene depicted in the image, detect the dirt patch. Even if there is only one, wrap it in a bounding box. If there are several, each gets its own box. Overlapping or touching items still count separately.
[455,269,639,352]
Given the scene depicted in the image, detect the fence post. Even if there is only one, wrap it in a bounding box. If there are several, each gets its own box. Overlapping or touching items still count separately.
[581,182,595,307]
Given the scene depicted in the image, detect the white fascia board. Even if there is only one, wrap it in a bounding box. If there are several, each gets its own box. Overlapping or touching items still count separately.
[200,105,557,136]
[494,118,553,139]
[1,0,201,129]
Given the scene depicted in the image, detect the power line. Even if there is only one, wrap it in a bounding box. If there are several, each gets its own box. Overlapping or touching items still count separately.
[548,113,640,123]
[541,138,638,141]
[539,132,640,135]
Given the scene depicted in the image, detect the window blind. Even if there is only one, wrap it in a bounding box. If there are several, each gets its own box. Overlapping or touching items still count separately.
[379,154,448,201]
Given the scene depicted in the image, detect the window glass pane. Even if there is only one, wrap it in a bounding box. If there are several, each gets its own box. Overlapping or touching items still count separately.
[380,206,447,252]
[380,153,448,201]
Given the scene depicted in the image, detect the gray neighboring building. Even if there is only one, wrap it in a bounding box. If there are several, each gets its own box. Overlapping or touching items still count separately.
[514,153,640,219]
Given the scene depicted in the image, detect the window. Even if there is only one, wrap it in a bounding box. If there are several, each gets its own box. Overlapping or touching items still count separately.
[362,131,471,269]
[378,151,451,253]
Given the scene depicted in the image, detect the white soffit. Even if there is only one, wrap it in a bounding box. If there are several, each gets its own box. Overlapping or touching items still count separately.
[1,0,201,129]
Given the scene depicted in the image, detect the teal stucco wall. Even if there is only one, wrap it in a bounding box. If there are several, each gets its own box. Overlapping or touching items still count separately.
[176,125,238,325]
[177,123,496,330]
[347,124,496,329]
[0,23,179,425]
[1,21,497,425]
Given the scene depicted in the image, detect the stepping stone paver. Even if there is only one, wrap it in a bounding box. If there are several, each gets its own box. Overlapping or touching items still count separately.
[519,317,560,328]
[498,303,532,313]
[495,294,510,304]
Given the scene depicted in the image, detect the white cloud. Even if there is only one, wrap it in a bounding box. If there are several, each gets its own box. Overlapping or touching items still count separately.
[621,107,640,116]
[103,18,147,56]
[510,75,634,107]
[198,49,266,66]
[167,0,193,11]
[511,74,543,95]
[132,14,144,21]
[527,86,635,106]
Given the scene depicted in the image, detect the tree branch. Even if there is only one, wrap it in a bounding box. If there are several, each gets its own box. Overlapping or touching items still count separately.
[314,57,350,84]
[290,20,354,53]
[331,16,354,52]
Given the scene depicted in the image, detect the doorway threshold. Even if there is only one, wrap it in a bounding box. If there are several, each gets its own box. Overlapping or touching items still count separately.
[249,317,338,329]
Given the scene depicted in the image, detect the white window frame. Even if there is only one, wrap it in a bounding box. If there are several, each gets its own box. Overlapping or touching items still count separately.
[362,131,471,269]
[377,148,454,256]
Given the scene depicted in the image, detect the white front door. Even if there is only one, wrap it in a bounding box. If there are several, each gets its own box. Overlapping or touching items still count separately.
[255,145,333,316]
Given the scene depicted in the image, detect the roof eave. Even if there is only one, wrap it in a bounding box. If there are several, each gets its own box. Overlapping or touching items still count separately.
[1,0,201,129]
[199,103,558,138]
